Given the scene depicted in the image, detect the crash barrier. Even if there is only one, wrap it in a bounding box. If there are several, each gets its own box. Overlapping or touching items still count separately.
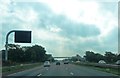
[74,62,120,69]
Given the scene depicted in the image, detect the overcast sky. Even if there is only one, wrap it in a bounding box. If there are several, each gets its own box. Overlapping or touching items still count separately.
[0,0,119,57]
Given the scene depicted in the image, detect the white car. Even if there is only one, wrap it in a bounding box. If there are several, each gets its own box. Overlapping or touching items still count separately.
[116,60,120,65]
[98,60,106,64]
[44,61,50,67]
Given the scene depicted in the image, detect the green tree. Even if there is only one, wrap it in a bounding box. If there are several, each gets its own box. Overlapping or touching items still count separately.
[104,52,117,63]
[25,45,46,62]
[8,48,25,62]
[117,54,120,60]
[94,53,104,62]
[3,44,53,64]
[84,51,104,63]
[84,51,96,62]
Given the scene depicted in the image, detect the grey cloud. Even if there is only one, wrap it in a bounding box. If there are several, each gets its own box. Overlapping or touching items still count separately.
[59,23,101,38]
[37,9,101,38]
[103,27,118,44]
[101,2,117,15]
[15,2,101,39]
[1,2,117,56]
[47,15,101,38]
[53,37,101,56]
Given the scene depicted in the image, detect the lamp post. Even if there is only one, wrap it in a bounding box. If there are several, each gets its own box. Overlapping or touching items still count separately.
[5,30,16,61]
[5,30,31,61]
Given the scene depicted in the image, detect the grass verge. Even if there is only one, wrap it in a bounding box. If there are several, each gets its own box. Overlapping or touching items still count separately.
[74,62,120,76]
[2,63,42,75]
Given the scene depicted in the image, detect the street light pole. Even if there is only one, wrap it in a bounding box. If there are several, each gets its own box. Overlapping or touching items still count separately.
[5,30,32,61]
[5,30,16,61]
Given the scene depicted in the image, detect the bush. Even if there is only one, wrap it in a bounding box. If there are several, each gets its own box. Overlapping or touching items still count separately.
[2,60,16,66]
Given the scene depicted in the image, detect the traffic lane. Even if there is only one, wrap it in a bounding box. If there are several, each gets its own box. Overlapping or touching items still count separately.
[38,63,71,76]
[7,63,64,76]
[7,62,117,76]
[36,63,117,76]
[8,65,46,76]
[65,64,117,76]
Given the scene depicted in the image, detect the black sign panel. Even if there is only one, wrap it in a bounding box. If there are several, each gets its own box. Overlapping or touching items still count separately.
[15,31,31,43]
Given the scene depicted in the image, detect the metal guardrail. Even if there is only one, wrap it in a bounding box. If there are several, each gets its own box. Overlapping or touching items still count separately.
[75,62,120,69]
[90,63,120,69]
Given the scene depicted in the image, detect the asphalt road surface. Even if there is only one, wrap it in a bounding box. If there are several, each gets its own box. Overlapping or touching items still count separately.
[7,62,117,77]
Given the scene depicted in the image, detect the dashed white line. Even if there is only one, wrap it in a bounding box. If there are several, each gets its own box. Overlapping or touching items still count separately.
[70,72,74,75]
[37,73,42,76]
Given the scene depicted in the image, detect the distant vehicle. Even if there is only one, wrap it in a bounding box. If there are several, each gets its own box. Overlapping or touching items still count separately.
[64,61,69,64]
[71,61,74,62]
[76,61,80,63]
[98,60,106,64]
[56,61,60,65]
[44,61,50,67]
[116,60,120,65]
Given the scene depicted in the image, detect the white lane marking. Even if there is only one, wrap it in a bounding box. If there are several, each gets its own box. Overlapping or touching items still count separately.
[70,72,74,75]
[37,73,42,76]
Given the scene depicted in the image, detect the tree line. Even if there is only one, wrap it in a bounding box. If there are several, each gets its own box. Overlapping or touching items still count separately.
[2,44,54,66]
[84,51,120,63]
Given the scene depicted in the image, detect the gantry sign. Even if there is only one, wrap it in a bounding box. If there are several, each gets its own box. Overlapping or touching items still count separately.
[5,30,32,61]
[15,31,31,43]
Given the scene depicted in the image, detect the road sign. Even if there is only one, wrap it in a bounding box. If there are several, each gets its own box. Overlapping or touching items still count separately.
[15,31,31,43]
[5,30,32,61]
